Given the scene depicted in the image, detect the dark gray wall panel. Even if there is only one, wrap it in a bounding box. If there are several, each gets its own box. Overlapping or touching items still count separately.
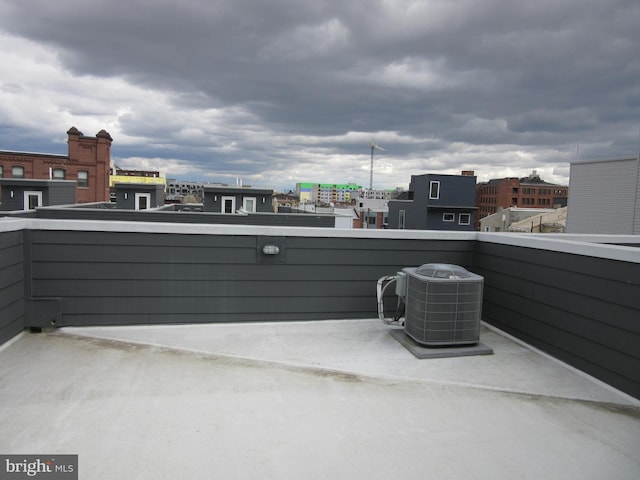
[28,230,473,327]
[46,183,76,206]
[473,241,640,399]
[0,231,24,343]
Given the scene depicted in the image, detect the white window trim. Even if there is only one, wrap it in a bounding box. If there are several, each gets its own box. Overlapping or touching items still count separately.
[458,213,471,225]
[429,181,440,199]
[242,196,257,213]
[134,192,151,210]
[24,191,42,210]
[221,196,236,214]
[443,212,455,222]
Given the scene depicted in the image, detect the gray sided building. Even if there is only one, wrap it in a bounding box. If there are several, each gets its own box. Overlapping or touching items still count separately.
[567,156,640,234]
[0,179,76,210]
[113,183,165,210]
[388,173,477,230]
[203,186,274,213]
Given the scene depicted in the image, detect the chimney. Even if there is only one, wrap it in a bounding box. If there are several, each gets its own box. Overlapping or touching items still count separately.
[66,126,84,160]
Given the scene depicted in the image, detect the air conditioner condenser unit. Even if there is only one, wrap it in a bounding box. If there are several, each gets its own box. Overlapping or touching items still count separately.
[399,263,483,347]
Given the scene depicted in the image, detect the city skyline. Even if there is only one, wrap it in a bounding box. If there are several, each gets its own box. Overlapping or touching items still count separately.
[0,0,638,192]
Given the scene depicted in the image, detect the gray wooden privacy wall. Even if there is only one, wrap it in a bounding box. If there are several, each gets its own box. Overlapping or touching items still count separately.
[0,229,24,344]
[24,225,474,326]
[474,234,640,400]
[1,219,639,399]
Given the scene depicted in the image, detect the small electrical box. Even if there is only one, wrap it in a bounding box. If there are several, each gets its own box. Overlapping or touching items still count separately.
[395,271,407,297]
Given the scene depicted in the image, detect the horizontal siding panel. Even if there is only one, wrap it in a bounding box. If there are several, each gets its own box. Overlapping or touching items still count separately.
[0,300,24,327]
[31,245,469,266]
[31,230,257,249]
[0,263,23,291]
[286,236,473,251]
[32,263,403,282]
[61,311,369,326]
[483,286,639,359]
[59,295,375,315]
[475,242,640,288]
[0,231,23,249]
[474,246,640,324]
[477,265,640,334]
[31,279,381,298]
[0,242,23,266]
[285,250,471,266]
[32,244,257,264]
[0,282,25,310]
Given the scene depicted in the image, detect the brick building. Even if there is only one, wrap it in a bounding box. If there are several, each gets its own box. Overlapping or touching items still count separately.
[0,126,113,203]
[476,170,568,227]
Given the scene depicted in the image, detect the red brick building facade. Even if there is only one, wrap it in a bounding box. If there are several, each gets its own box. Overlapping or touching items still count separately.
[0,127,112,203]
[476,171,569,225]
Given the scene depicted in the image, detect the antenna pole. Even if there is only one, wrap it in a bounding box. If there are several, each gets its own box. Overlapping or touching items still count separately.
[369,144,374,190]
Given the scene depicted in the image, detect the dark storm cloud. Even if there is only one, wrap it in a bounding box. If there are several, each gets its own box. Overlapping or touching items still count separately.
[0,0,639,188]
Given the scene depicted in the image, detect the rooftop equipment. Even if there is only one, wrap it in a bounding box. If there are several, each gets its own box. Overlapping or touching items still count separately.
[377,264,484,347]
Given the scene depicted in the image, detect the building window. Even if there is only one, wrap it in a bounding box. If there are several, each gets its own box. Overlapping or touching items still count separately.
[398,210,406,229]
[0,165,3,177]
[12,166,25,178]
[429,181,440,199]
[77,170,89,187]
[243,197,256,213]
[443,213,455,222]
[53,168,66,180]
[459,213,471,225]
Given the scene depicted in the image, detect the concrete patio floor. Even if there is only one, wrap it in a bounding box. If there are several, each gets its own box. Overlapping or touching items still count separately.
[1,319,639,479]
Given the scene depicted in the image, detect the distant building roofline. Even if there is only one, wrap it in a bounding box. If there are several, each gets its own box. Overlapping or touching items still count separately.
[0,150,67,160]
[571,156,638,166]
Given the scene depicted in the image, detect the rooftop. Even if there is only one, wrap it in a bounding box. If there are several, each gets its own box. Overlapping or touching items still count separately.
[0,218,638,478]
[1,319,639,479]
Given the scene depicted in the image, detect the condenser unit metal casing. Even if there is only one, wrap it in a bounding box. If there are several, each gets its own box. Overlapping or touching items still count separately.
[402,264,483,347]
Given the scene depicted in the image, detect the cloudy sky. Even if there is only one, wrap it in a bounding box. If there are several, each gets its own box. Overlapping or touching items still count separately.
[0,0,638,192]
